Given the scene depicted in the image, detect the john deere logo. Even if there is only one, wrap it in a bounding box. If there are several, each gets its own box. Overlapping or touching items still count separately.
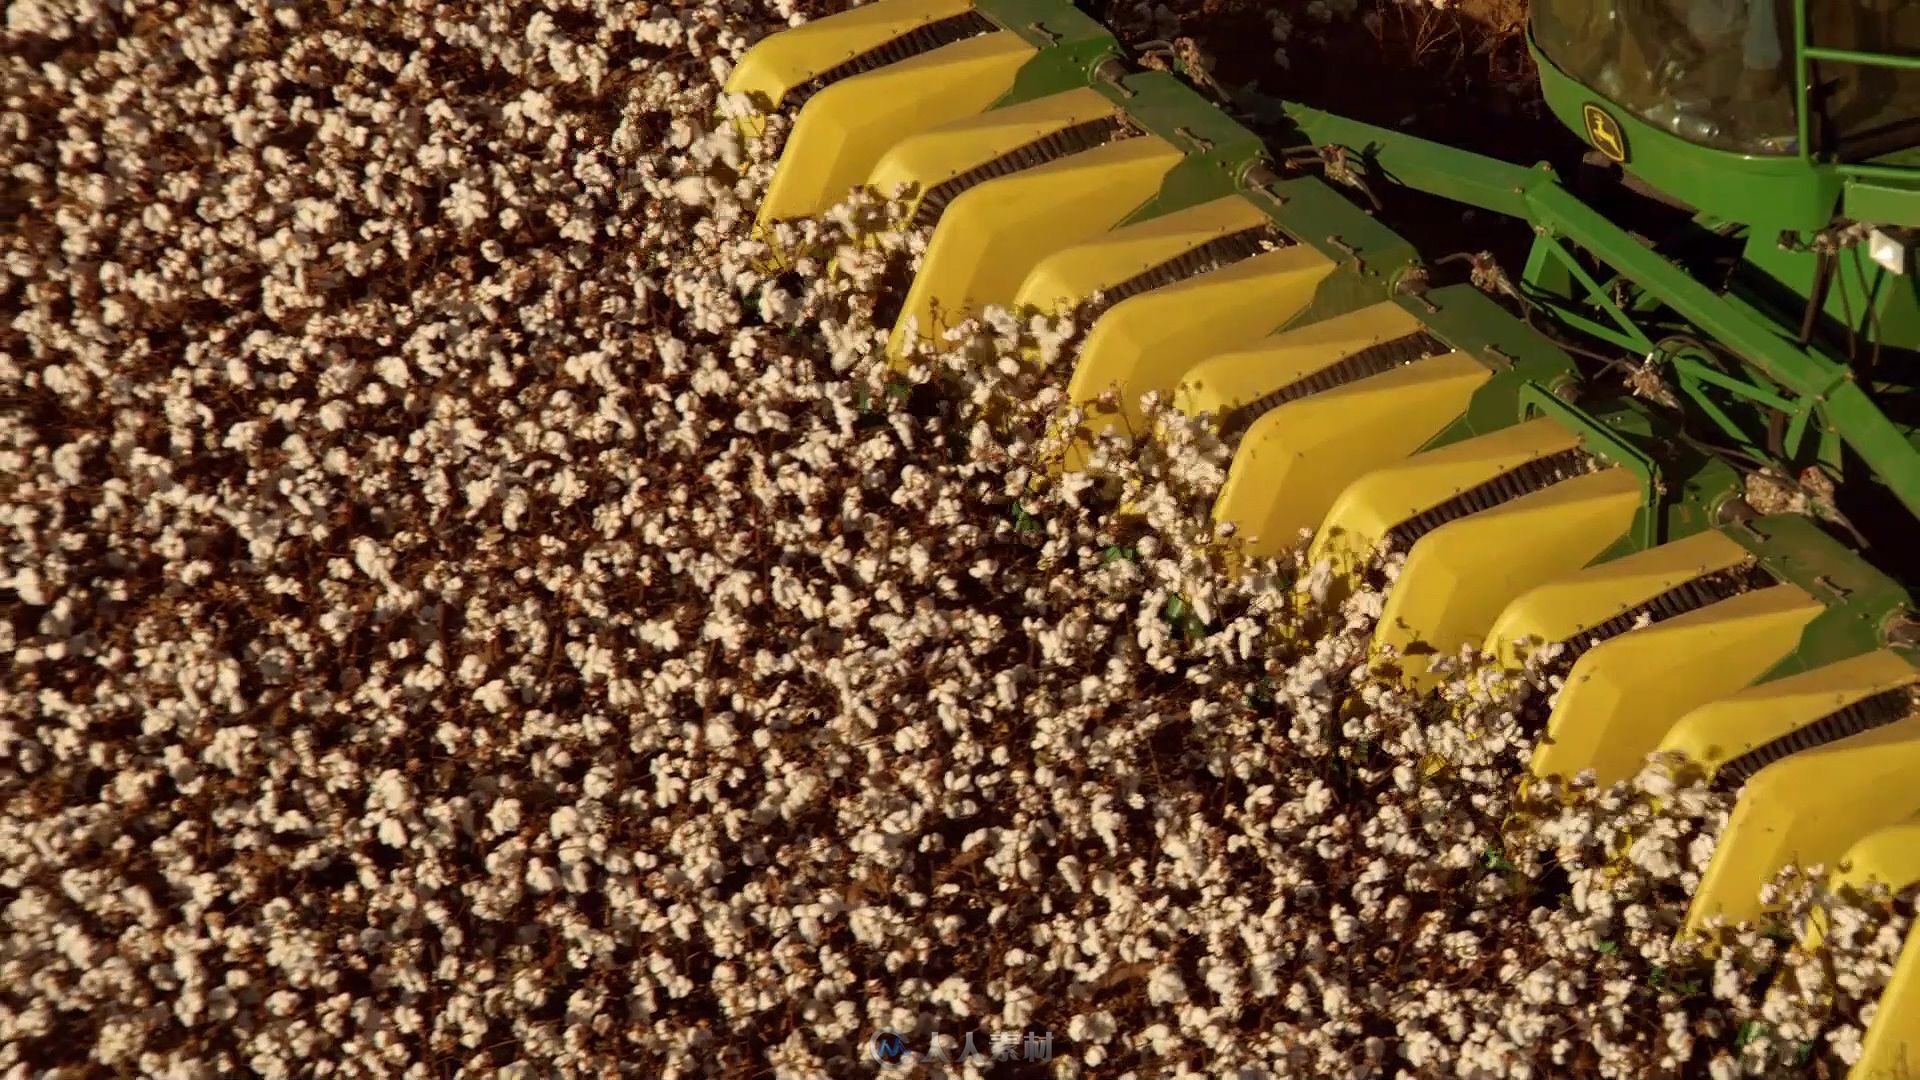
[1583,103,1628,164]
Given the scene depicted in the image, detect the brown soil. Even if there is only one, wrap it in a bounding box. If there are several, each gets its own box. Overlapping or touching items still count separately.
[1082,0,1600,274]
[1097,0,1578,168]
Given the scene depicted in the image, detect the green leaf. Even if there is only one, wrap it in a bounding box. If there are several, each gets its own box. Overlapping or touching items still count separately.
[1736,1020,1770,1048]
[1161,593,1206,641]
[1596,940,1619,955]
[1246,677,1276,710]
[1102,544,1138,564]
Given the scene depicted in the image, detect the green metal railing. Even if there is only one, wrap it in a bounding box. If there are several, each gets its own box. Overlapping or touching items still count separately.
[1791,0,1920,175]
[1802,47,1920,71]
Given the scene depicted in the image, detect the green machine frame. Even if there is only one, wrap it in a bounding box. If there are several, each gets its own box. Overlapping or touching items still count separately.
[1527,0,1920,350]
[916,0,1920,668]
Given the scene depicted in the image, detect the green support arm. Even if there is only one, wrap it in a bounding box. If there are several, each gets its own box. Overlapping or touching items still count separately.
[1274,102,1920,523]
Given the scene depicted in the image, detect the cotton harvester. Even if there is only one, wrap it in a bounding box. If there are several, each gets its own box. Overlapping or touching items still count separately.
[722,0,1920,1070]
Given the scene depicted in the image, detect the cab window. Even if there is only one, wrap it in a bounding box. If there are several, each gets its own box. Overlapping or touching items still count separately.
[1806,1,1920,161]
[1532,0,1800,155]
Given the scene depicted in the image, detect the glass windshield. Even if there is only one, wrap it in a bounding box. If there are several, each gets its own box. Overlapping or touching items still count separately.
[1534,0,1799,155]
[1808,2,1920,160]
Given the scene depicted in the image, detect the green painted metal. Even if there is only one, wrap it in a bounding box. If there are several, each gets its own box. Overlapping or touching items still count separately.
[1801,46,1920,71]
[1529,38,1839,231]
[1523,186,1920,522]
[1841,162,1920,188]
[1521,232,1656,355]
[832,0,1920,668]
[981,0,1121,103]
[1721,512,1913,683]
[1518,385,1664,553]
[982,0,1112,44]
[1529,5,1920,363]
[1101,74,1267,223]
[980,1,1272,225]
[970,0,1920,534]
[1269,268,1386,340]
[1249,175,1421,282]
[1793,0,1814,163]
[1393,285,1581,446]
[1843,178,1920,226]
[1255,97,1920,524]
[1739,237,1920,356]
[1257,101,1537,221]
[1661,448,1746,551]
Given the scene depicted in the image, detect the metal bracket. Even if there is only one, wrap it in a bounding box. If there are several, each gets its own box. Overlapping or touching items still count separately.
[1518,381,1663,550]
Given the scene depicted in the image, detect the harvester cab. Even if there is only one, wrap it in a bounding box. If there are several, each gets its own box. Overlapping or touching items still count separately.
[1532,0,1920,350]
[725,1,1920,1071]
[1533,0,1920,171]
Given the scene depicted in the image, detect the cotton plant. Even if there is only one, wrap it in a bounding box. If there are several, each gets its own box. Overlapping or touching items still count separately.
[1,1,1912,1078]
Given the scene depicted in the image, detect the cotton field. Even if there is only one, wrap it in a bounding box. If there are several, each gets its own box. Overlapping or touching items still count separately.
[0,2,1911,1078]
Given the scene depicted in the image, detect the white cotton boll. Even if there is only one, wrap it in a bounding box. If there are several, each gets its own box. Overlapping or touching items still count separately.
[696,127,745,171]
[490,799,524,836]
[502,488,530,531]
[584,766,615,799]
[10,567,47,605]
[525,10,556,45]
[1147,964,1188,1005]
[375,355,412,388]
[1322,982,1350,1016]
[443,181,489,230]
[476,680,514,715]
[351,537,393,582]
[526,859,560,893]
[639,618,681,652]
[931,975,972,1016]
[7,0,64,35]
[671,177,709,206]
[371,769,412,812]
[2,12,1882,1076]
[1329,905,1358,944]
[1001,986,1039,1028]
[1827,1023,1865,1064]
